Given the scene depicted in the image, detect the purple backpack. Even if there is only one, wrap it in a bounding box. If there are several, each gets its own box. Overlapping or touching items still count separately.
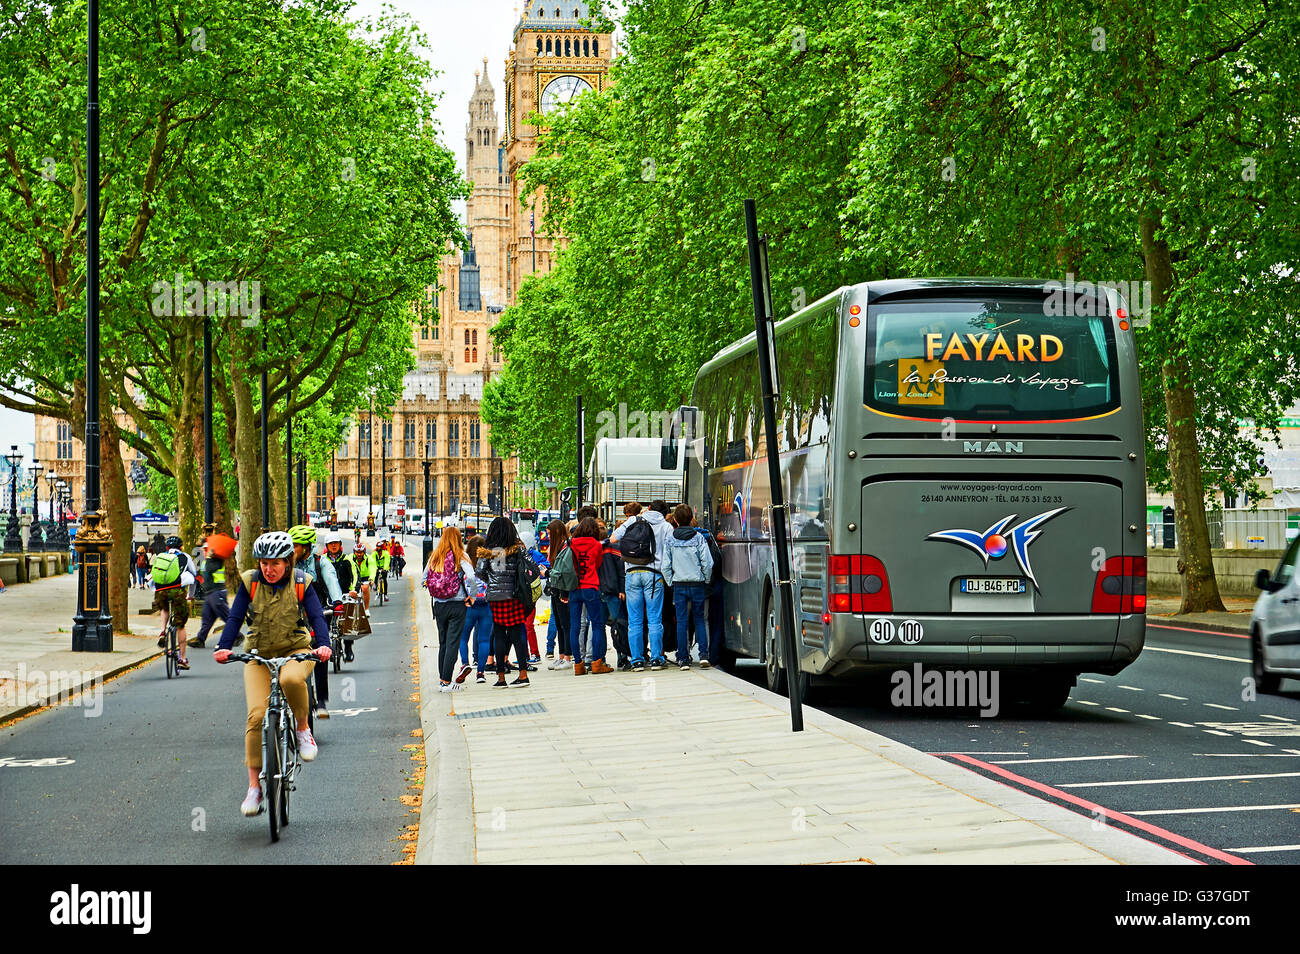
[425,552,465,599]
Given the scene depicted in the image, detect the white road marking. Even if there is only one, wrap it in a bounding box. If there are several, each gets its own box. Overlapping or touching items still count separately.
[944,751,1031,755]
[1225,844,1300,853]
[1169,721,1196,728]
[1159,693,1188,700]
[1105,707,1130,714]
[1135,714,1162,720]
[1261,714,1298,723]
[1244,739,1275,747]
[1080,677,1105,684]
[1202,730,1231,736]
[990,754,1143,765]
[1074,700,1100,706]
[1061,771,1300,788]
[1118,685,1144,691]
[1204,703,1239,711]
[1127,804,1300,816]
[1144,646,1248,663]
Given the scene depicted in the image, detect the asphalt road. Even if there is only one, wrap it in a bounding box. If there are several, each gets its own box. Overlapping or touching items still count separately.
[0,566,422,864]
[738,622,1300,865]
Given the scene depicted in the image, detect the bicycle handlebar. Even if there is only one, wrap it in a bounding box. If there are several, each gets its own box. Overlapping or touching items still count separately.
[226,651,319,666]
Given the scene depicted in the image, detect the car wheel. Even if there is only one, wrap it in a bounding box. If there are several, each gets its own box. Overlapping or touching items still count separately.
[1252,627,1282,695]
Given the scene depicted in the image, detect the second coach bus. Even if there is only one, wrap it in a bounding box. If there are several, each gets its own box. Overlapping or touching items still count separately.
[666,278,1145,707]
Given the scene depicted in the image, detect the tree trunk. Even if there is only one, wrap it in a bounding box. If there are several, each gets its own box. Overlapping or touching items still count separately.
[1140,211,1225,614]
[228,321,263,570]
[99,398,134,634]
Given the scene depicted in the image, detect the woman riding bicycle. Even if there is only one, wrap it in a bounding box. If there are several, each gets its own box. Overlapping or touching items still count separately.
[214,531,331,817]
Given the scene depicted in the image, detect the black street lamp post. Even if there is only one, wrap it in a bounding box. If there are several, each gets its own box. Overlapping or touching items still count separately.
[27,458,45,552]
[202,313,215,538]
[4,445,22,552]
[72,0,113,651]
[421,460,431,539]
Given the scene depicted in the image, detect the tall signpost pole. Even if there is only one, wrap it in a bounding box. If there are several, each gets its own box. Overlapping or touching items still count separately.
[261,327,269,531]
[743,198,802,731]
[72,0,113,652]
[576,396,584,512]
[286,406,293,528]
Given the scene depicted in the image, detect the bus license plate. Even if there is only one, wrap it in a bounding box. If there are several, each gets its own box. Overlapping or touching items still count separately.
[960,577,1026,595]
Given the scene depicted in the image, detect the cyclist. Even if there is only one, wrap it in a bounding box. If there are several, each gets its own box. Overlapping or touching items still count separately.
[323,532,360,663]
[153,535,197,668]
[374,540,391,599]
[290,525,343,719]
[390,536,405,578]
[213,531,330,818]
[351,542,374,611]
[190,532,237,649]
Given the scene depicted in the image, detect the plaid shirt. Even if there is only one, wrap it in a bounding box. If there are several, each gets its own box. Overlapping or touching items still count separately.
[490,598,528,627]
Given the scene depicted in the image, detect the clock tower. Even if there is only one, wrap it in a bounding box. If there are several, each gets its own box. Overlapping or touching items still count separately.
[502,1,612,303]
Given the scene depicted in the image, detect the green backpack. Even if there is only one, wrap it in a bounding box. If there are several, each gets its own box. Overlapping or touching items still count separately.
[549,545,579,592]
[151,552,182,586]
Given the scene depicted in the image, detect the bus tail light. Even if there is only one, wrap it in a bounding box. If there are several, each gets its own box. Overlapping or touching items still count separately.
[1091,556,1146,614]
[828,554,893,613]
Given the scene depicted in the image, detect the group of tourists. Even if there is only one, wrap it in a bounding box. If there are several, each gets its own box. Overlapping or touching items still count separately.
[423,500,722,693]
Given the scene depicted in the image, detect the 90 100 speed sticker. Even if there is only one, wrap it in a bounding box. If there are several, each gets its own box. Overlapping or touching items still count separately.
[868,619,925,644]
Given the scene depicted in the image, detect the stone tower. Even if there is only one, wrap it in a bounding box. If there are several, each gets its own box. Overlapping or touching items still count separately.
[465,58,509,310]
[502,1,612,303]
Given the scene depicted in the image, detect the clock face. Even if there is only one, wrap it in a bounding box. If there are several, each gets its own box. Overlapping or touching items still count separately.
[540,75,593,114]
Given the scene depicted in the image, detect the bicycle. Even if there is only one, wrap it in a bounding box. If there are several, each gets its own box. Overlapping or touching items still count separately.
[376,568,388,605]
[330,597,360,672]
[163,618,181,679]
[228,650,317,843]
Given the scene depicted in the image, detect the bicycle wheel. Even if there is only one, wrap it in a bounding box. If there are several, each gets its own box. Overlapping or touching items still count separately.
[264,710,281,842]
[165,626,176,679]
[279,726,293,827]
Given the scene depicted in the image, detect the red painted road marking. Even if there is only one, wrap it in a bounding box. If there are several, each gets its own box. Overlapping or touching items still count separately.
[943,753,1253,866]
[1148,622,1249,639]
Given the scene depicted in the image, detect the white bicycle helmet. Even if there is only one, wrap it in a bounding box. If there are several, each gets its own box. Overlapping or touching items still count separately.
[319,530,340,547]
[252,531,294,560]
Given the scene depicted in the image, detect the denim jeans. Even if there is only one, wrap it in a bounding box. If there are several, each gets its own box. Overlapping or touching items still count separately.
[603,593,629,663]
[464,600,493,671]
[625,569,665,663]
[674,585,710,664]
[546,611,557,655]
[569,588,606,663]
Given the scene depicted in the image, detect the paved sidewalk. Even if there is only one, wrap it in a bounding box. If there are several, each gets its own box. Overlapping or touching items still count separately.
[0,573,168,722]
[1145,595,1254,634]
[414,596,1190,865]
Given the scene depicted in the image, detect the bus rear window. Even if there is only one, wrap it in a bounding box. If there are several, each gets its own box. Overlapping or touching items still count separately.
[865,297,1120,421]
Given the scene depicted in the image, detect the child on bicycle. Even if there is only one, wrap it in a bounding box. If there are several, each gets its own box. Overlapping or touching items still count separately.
[214,531,331,817]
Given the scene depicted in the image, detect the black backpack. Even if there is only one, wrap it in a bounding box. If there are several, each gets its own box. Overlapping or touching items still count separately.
[619,516,656,565]
[513,552,542,614]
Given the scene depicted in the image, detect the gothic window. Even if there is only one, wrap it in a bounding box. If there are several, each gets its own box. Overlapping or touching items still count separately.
[404,418,416,456]
[545,38,552,55]
[565,37,571,56]
[449,421,460,458]
[384,477,392,497]
[574,7,579,16]
[382,419,392,456]
[338,436,348,458]
[593,38,598,55]
[405,477,416,500]
[359,420,371,459]
[583,38,589,56]
[472,347,478,363]
[57,422,72,459]
[425,420,436,457]
[464,348,470,363]
[555,7,560,17]
[472,329,478,346]
[536,37,542,54]
[337,476,349,496]
[464,329,470,346]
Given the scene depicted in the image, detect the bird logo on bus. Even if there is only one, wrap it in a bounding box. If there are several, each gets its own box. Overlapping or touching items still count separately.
[926,507,1070,591]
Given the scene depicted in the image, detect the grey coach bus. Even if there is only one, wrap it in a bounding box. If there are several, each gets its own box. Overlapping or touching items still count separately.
[665,278,1145,707]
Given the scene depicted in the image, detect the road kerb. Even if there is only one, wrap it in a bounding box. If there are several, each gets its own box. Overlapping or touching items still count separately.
[0,644,163,726]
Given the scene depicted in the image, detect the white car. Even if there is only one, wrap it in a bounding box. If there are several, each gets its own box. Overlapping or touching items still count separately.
[1250,537,1300,693]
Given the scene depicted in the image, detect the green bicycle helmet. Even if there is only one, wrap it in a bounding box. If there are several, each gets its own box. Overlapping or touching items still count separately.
[288,525,317,548]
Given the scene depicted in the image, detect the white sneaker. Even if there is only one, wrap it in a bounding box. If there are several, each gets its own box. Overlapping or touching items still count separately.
[240,786,263,816]
[297,728,318,762]
[439,682,454,693]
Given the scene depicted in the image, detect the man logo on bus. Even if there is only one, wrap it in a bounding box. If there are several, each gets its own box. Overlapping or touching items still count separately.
[926,507,1070,591]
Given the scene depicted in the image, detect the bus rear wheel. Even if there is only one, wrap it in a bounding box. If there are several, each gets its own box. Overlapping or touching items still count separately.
[762,595,810,700]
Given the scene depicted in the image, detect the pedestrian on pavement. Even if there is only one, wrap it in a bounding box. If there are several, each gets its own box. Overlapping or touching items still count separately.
[598,527,629,669]
[213,531,330,817]
[568,516,609,674]
[476,516,531,687]
[609,499,673,670]
[664,504,715,670]
[546,520,573,669]
[425,526,476,693]
[134,545,150,588]
[462,534,494,682]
